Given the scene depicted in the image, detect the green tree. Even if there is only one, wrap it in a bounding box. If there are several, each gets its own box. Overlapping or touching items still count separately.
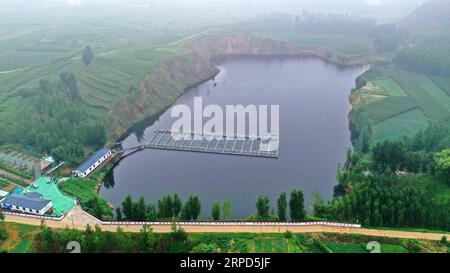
[277,192,287,221]
[85,196,105,219]
[135,196,147,221]
[211,202,221,221]
[115,207,122,221]
[405,239,421,253]
[311,190,326,217]
[182,195,201,220]
[222,200,232,220]
[434,149,450,185]
[191,243,217,253]
[173,193,183,218]
[82,45,94,66]
[158,195,174,219]
[168,223,189,253]
[59,72,81,101]
[138,225,157,252]
[256,195,270,220]
[32,222,60,253]
[79,122,106,148]
[289,189,306,221]
[145,203,157,221]
[122,195,134,220]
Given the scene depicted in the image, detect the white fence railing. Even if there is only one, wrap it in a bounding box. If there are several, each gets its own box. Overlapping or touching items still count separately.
[3,211,64,221]
[4,210,361,229]
[101,221,361,228]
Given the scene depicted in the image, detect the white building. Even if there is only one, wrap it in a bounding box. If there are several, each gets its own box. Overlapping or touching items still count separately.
[72,148,112,178]
[0,192,53,216]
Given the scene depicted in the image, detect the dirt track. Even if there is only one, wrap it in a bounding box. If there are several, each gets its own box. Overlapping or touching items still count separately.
[4,206,448,241]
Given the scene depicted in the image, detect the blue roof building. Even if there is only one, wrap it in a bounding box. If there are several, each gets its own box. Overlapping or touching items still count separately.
[73,148,112,178]
[1,193,53,215]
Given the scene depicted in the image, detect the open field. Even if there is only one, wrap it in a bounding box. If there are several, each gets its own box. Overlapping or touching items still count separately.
[0,222,39,253]
[411,175,450,207]
[3,205,449,242]
[1,220,446,253]
[0,5,221,144]
[0,179,9,189]
[354,67,450,141]
[430,76,450,96]
[373,108,429,141]
[0,5,390,146]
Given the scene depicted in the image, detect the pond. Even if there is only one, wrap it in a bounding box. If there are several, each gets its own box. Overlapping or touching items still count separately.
[100,56,367,218]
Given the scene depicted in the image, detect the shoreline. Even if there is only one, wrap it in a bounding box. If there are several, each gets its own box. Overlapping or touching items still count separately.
[113,37,377,144]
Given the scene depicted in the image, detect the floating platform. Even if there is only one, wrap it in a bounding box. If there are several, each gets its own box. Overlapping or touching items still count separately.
[146,130,279,158]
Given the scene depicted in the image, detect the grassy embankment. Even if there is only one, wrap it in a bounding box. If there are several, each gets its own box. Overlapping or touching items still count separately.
[58,163,115,220]
[0,222,39,253]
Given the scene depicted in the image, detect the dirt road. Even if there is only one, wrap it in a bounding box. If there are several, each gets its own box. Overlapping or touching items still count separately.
[4,206,447,241]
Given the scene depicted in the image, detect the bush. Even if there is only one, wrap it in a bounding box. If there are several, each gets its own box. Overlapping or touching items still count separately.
[191,243,217,253]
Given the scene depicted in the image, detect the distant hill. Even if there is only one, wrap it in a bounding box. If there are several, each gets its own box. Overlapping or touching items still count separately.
[400,0,450,36]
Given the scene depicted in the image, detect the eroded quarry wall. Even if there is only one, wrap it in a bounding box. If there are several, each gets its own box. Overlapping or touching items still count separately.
[107,36,362,140]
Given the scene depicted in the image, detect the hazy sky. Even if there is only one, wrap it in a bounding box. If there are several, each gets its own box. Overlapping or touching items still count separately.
[0,0,427,23]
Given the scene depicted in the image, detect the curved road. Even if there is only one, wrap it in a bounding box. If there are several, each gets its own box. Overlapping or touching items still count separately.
[4,206,448,241]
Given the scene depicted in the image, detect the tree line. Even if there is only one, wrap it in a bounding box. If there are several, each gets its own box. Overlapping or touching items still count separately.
[0,74,106,165]
[321,124,450,230]
[316,175,449,229]
[295,11,402,52]
[0,46,103,164]
[113,189,307,223]
[255,189,306,222]
[395,38,450,78]
[31,223,192,253]
[116,194,202,221]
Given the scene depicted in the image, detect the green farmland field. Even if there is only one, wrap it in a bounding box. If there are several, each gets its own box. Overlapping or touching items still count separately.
[359,69,407,97]
[381,244,408,253]
[430,76,450,96]
[323,242,368,253]
[388,69,450,122]
[374,108,429,141]
[364,96,417,123]
[253,237,289,253]
[355,67,450,142]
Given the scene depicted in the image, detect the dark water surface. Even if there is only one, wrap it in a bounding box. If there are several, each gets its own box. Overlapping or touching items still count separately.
[100,56,367,217]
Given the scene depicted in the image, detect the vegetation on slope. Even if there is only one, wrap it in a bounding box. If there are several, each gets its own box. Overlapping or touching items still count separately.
[350,0,450,144]
[316,124,450,231]
[351,66,450,142]
[0,76,106,164]
[4,223,443,253]
[59,178,112,220]
[400,0,450,37]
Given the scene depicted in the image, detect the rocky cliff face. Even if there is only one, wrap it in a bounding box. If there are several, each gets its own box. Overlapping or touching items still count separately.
[108,51,218,139]
[107,35,368,140]
[192,36,320,56]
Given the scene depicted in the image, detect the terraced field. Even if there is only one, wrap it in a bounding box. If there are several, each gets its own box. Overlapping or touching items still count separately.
[430,76,450,96]
[374,109,429,141]
[355,68,450,141]
[253,237,289,253]
[0,6,205,142]
[323,242,368,253]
